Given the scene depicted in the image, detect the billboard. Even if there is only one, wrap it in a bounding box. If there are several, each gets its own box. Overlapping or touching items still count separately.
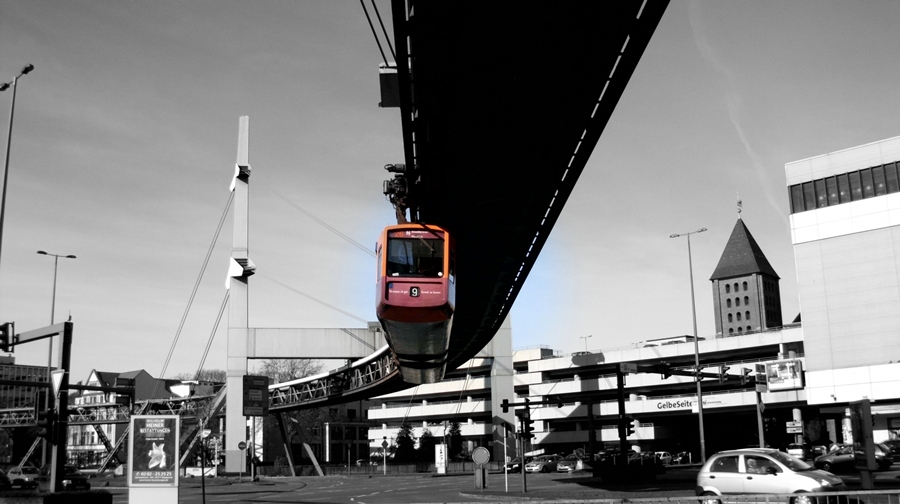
[128,415,180,487]
[764,359,803,392]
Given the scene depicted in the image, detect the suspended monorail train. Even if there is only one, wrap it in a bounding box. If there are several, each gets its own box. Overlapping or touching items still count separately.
[375,223,455,384]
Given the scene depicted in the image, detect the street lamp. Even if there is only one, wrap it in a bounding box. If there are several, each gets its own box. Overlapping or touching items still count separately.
[37,251,77,324]
[579,334,592,353]
[0,64,35,274]
[669,227,707,464]
[36,249,75,467]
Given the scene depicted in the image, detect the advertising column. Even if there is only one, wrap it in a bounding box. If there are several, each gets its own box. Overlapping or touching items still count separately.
[128,415,180,504]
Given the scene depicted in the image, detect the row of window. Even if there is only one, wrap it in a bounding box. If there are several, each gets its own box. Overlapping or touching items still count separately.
[727,312,751,323]
[727,326,753,334]
[724,282,748,294]
[789,161,900,214]
[726,297,750,308]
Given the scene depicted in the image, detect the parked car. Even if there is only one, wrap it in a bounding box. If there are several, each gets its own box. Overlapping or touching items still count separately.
[673,451,692,465]
[37,465,91,491]
[524,455,561,473]
[786,443,807,459]
[0,469,11,491]
[655,451,673,465]
[697,448,845,504]
[813,443,893,472]
[505,456,532,473]
[556,455,580,472]
[882,439,900,462]
[6,466,39,489]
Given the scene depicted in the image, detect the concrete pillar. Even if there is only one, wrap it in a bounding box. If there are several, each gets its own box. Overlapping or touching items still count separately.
[488,315,515,462]
[226,117,252,474]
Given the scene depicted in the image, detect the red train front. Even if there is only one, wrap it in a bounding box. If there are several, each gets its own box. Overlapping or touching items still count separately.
[375,224,455,383]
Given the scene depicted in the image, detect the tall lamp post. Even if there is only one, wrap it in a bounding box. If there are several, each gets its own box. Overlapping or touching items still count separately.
[579,334,592,353]
[669,227,707,464]
[0,64,35,274]
[37,250,76,466]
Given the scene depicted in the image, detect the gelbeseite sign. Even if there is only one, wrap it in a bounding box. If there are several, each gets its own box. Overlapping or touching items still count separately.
[128,415,180,487]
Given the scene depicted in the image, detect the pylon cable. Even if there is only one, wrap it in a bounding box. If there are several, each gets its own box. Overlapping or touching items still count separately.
[152,191,235,398]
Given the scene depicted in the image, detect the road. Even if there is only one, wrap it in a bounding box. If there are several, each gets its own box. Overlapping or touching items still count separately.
[93,466,900,504]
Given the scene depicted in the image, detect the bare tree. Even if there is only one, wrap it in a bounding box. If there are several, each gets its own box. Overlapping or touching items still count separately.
[257,359,323,383]
[169,369,226,382]
[258,359,327,465]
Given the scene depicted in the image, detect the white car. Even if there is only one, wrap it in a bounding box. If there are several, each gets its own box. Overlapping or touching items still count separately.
[697,448,845,504]
[655,451,673,465]
[5,466,39,488]
[524,455,561,473]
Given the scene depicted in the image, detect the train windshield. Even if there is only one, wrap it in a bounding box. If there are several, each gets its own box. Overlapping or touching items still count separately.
[387,231,444,277]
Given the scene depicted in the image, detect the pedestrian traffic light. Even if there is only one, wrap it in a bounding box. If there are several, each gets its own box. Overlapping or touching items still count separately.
[36,409,55,444]
[740,367,753,385]
[0,322,14,353]
[718,364,731,383]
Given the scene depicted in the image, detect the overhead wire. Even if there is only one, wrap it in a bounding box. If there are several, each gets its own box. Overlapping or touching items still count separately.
[371,0,395,61]
[272,189,374,257]
[360,0,389,65]
[152,191,235,398]
[193,290,229,382]
[258,273,368,323]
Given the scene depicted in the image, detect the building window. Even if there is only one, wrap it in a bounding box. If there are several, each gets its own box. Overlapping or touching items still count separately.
[727,299,732,308]
[747,326,752,332]
[736,312,742,321]
[826,176,839,205]
[746,311,750,320]
[815,179,827,207]
[728,313,733,323]
[725,284,730,294]
[737,327,743,334]
[788,162,900,214]
[733,283,739,292]
[874,165,887,196]
[735,297,741,307]
[837,173,850,202]
[744,296,749,305]
[742,281,748,291]
[850,171,863,200]
[728,328,734,335]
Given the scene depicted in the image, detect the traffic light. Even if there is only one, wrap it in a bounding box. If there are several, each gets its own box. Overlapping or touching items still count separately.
[624,416,636,437]
[36,409,55,444]
[740,367,753,385]
[501,398,510,413]
[718,364,731,383]
[0,322,14,353]
[517,408,534,439]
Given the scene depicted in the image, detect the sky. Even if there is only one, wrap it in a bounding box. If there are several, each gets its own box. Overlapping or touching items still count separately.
[1,1,899,383]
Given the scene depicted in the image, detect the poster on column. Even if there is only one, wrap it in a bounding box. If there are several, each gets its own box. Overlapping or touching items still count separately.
[128,415,180,487]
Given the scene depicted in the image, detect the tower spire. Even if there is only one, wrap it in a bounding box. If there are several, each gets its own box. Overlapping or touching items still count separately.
[736,192,742,218]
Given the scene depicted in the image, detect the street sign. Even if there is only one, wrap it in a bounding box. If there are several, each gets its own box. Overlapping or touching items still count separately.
[619,362,637,374]
[472,446,490,465]
[238,441,247,450]
[51,369,65,397]
[786,426,802,433]
[242,375,269,416]
[381,440,388,449]
[786,421,801,428]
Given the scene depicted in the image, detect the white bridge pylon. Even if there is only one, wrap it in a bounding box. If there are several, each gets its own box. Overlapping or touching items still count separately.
[224,116,387,474]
